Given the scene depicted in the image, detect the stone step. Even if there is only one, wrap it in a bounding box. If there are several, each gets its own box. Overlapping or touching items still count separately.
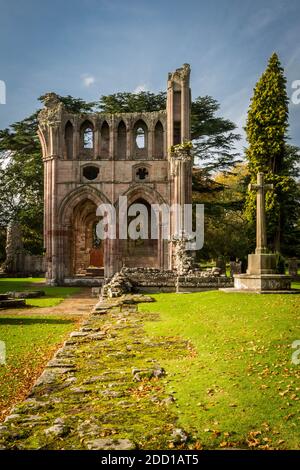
[0,294,9,300]
[85,267,104,277]
[0,299,26,309]
[5,290,45,299]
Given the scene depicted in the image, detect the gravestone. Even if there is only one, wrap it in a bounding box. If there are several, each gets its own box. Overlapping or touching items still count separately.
[288,258,298,279]
[216,257,226,275]
[229,261,242,277]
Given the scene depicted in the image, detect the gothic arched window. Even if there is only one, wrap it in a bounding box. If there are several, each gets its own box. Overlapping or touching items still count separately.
[154,120,164,158]
[100,121,110,158]
[80,120,94,150]
[133,120,148,158]
[117,120,126,160]
[65,121,74,159]
[136,127,145,149]
[83,127,93,149]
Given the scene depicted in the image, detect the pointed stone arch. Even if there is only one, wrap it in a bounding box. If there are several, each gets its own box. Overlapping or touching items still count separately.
[115,185,168,270]
[117,120,127,160]
[133,119,148,159]
[154,120,164,159]
[57,187,112,278]
[59,185,111,225]
[100,120,110,158]
[64,120,74,160]
[80,120,94,149]
[117,184,167,208]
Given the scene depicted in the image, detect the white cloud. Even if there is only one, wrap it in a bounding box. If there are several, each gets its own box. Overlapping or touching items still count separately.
[134,83,148,93]
[81,74,96,87]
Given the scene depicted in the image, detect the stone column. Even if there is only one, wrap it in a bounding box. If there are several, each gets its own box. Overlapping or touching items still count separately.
[127,124,133,160]
[148,124,154,159]
[37,93,64,285]
[94,126,100,159]
[73,120,80,159]
[170,149,193,270]
[249,172,273,255]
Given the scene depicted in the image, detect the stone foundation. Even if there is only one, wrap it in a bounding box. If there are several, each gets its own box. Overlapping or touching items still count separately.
[101,267,233,297]
[233,273,293,292]
[62,278,104,287]
[247,253,277,275]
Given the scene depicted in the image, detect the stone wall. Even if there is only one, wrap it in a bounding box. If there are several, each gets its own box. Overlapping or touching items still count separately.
[121,267,233,293]
[2,222,46,276]
[38,64,193,284]
[5,253,46,276]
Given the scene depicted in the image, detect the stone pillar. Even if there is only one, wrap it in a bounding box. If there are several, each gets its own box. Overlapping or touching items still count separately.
[233,171,293,292]
[249,172,273,255]
[166,63,191,153]
[148,124,154,159]
[247,172,275,275]
[170,150,193,270]
[110,117,116,160]
[166,65,192,270]
[37,93,63,285]
[2,221,24,273]
[73,120,80,160]
[44,157,52,280]
[127,124,133,160]
[94,125,100,159]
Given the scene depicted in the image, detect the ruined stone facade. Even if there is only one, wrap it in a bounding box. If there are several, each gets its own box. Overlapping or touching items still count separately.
[38,64,192,285]
[1,222,45,276]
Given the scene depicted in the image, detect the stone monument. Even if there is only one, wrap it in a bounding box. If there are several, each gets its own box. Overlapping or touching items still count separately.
[232,172,296,293]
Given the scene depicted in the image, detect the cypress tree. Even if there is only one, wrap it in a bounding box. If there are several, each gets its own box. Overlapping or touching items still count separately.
[244,52,297,253]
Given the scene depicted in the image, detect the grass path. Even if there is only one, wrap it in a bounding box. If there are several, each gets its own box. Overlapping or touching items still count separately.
[0,300,189,450]
[0,290,95,421]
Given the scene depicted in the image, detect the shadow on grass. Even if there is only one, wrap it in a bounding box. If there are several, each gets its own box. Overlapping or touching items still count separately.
[0,318,74,325]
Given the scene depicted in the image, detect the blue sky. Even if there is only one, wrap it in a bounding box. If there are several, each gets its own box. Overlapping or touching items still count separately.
[0,0,299,151]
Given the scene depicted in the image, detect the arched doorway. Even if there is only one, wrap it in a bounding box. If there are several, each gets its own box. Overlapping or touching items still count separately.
[89,221,104,267]
[121,198,159,268]
[72,199,104,275]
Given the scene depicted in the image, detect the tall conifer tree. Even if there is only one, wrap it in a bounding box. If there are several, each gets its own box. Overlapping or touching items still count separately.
[245,53,299,253]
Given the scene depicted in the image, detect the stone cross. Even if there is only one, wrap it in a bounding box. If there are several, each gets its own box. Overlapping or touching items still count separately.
[248,172,273,255]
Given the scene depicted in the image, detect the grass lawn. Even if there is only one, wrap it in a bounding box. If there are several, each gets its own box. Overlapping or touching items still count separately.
[0,279,83,419]
[140,289,300,449]
[0,278,81,307]
[0,314,80,420]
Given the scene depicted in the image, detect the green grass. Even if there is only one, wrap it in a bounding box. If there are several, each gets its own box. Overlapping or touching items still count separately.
[140,290,300,449]
[0,314,79,419]
[0,278,81,307]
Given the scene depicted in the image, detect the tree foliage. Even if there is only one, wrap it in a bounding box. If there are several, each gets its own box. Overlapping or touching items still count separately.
[244,53,300,254]
[193,163,251,262]
[191,96,241,173]
[0,95,95,254]
[97,91,166,114]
